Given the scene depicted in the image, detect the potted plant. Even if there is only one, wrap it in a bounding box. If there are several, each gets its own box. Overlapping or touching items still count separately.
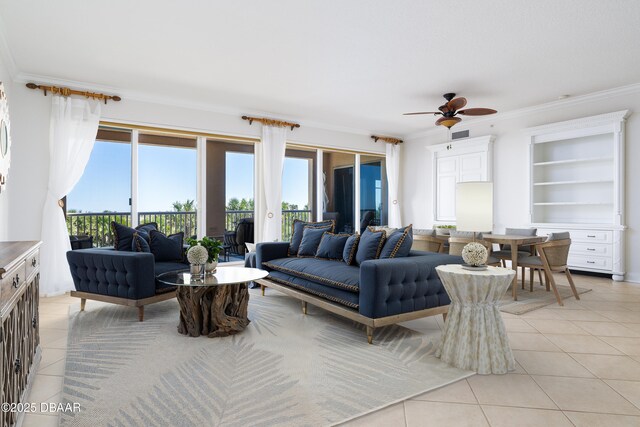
[187,236,223,274]
[435,224,456,236]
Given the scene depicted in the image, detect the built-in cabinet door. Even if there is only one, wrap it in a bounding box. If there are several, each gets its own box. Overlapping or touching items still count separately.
[435,151,488,222]
[459,152,487,182]
[436,157,458,221]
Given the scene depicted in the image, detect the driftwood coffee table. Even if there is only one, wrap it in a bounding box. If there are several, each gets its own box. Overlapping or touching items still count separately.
[157,267,268,338]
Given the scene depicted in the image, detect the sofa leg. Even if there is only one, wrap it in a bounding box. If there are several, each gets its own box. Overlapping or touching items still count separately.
[80,298,86,312]
[138,306,144,322]
[366,326,374,344]
[442,312,448,322]
[302,301,307,315]
[261,285,265,296]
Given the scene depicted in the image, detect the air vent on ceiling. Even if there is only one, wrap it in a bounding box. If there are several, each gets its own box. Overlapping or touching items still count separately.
[452,130,470,140]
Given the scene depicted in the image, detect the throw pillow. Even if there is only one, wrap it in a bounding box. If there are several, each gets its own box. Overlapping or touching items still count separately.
[380,225,414,259]
[315,232,350,260]
[343,234,360,265]
[149,230,184,262]
[297,227,328,257]
[355,227,386,266]
[288,219,335,256]
[131,232,151,253]
[111,222,158,251]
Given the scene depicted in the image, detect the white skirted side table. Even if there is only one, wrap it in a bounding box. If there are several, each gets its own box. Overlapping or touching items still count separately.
[435,265,516,375]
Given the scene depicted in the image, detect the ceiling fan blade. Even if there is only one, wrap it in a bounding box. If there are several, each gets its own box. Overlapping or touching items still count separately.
[435,116,461,128]
[447,97,467,111]
[438,104,450,113]
[403,111,441,116]
[457,108,497,116]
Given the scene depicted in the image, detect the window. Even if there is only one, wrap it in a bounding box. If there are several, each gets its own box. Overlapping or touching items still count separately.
[224,151,255,231]
[282,148,315,240]
[66,128,132,246]
[323,151,355,233]
[138,133,197,238]
[360,155,387,227]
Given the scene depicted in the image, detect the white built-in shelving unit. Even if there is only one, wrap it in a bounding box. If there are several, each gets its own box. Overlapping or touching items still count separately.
[528,110,630,281]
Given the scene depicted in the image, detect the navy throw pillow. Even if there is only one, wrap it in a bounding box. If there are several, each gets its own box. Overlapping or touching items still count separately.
[343,234,360,265]
[380,225,413,259]
[149,230,184,262]
[315,232,350,260]
[131,232,151,253]
[289,219,334,256]
[355,227,386,266]
[297,227,327,257]
[111,222,158,251]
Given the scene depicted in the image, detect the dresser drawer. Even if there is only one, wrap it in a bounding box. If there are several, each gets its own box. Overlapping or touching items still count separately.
[571,243,611,256]
[568,255,612,271]
[25,250,40,280]
[1,260,26,306]
[569,230,613,243]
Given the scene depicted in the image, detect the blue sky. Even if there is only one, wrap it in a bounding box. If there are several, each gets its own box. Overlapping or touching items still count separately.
[68,142,310,212]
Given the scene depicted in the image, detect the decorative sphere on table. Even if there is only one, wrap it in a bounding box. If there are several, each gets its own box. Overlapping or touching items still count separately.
[462,242,488,266]
[187,245,208,265]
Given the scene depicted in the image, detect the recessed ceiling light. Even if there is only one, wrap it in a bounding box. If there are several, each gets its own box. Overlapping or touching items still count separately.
[558,94,570,99]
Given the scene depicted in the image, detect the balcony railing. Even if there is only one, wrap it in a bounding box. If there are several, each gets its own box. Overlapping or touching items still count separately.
[67,209,312,247]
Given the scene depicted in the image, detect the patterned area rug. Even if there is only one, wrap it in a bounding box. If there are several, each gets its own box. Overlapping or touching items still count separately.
[500,284,592,315]
[61,289,472,426]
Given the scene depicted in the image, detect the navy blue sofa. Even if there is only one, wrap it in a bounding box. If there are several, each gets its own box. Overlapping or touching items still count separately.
[255,242,462,343]
[66,248,186,321]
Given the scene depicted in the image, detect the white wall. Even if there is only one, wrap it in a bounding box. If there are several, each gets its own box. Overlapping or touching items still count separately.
[4,83,384,242]
[0,53,12,240]
[401,91,640,282]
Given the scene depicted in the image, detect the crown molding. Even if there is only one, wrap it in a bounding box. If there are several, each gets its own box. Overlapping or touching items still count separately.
[12,72,375,137]
[404,82,640,141]
[0,15,18,80]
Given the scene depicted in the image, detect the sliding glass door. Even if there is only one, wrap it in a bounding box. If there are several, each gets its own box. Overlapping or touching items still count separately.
[360,155,387,228]
[66,127,132,246]
[323,151,355,233]
[138,132,197,238]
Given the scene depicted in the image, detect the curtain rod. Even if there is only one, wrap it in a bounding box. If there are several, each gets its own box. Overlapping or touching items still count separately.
[242,115,300,130]
[371,135,403,145]
[26,83,121,104]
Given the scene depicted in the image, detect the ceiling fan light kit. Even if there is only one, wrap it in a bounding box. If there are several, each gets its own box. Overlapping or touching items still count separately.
[404,93,497,129]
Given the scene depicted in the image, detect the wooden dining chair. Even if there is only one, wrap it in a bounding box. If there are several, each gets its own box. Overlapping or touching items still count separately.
[518,234,579,306]
[413,234,445,253]
[448,237,501,266]
[493,227,537,267]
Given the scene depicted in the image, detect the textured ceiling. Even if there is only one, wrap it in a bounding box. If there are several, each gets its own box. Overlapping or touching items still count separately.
[1,0,639,135]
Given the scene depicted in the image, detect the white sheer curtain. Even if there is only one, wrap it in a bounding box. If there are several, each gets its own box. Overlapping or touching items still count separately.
[40,96,100,296]
[386,142,402,228]
[257,125,287,242]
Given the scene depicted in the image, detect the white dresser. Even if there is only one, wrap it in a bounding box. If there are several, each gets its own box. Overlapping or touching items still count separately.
[528,111,629,281]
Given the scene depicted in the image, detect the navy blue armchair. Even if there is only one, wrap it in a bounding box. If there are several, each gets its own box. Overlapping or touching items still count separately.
[66,248,186,321]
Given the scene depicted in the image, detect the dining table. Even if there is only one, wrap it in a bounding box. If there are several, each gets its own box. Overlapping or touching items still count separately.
[481,234,548,300]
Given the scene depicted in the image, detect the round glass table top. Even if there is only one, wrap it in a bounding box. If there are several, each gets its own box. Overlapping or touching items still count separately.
[157,267,268,287]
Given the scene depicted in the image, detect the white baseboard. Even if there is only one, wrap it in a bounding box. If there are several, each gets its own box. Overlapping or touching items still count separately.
[623,273,640,284]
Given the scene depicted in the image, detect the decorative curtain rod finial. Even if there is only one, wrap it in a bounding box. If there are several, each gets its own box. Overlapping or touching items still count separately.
[371,135,403,145]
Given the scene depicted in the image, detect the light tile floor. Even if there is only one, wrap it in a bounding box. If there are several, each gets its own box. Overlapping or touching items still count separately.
[21,273,640,427]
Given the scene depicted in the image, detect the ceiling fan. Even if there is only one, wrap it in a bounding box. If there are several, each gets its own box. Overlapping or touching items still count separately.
[404,93,497,128]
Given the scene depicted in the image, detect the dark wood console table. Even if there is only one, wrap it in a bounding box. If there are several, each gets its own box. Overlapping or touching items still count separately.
[0,241,41,427]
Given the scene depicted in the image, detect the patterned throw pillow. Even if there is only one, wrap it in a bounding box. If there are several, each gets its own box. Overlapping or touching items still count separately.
[149,230,184,262]
[315,232,350,260]
[342,234,360,265]
[354,227,386,266]
[288,219,335,256]
[111,222,158,251]
[297,227,328,257]
[131,232,151,253]
[379,225,413,259]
